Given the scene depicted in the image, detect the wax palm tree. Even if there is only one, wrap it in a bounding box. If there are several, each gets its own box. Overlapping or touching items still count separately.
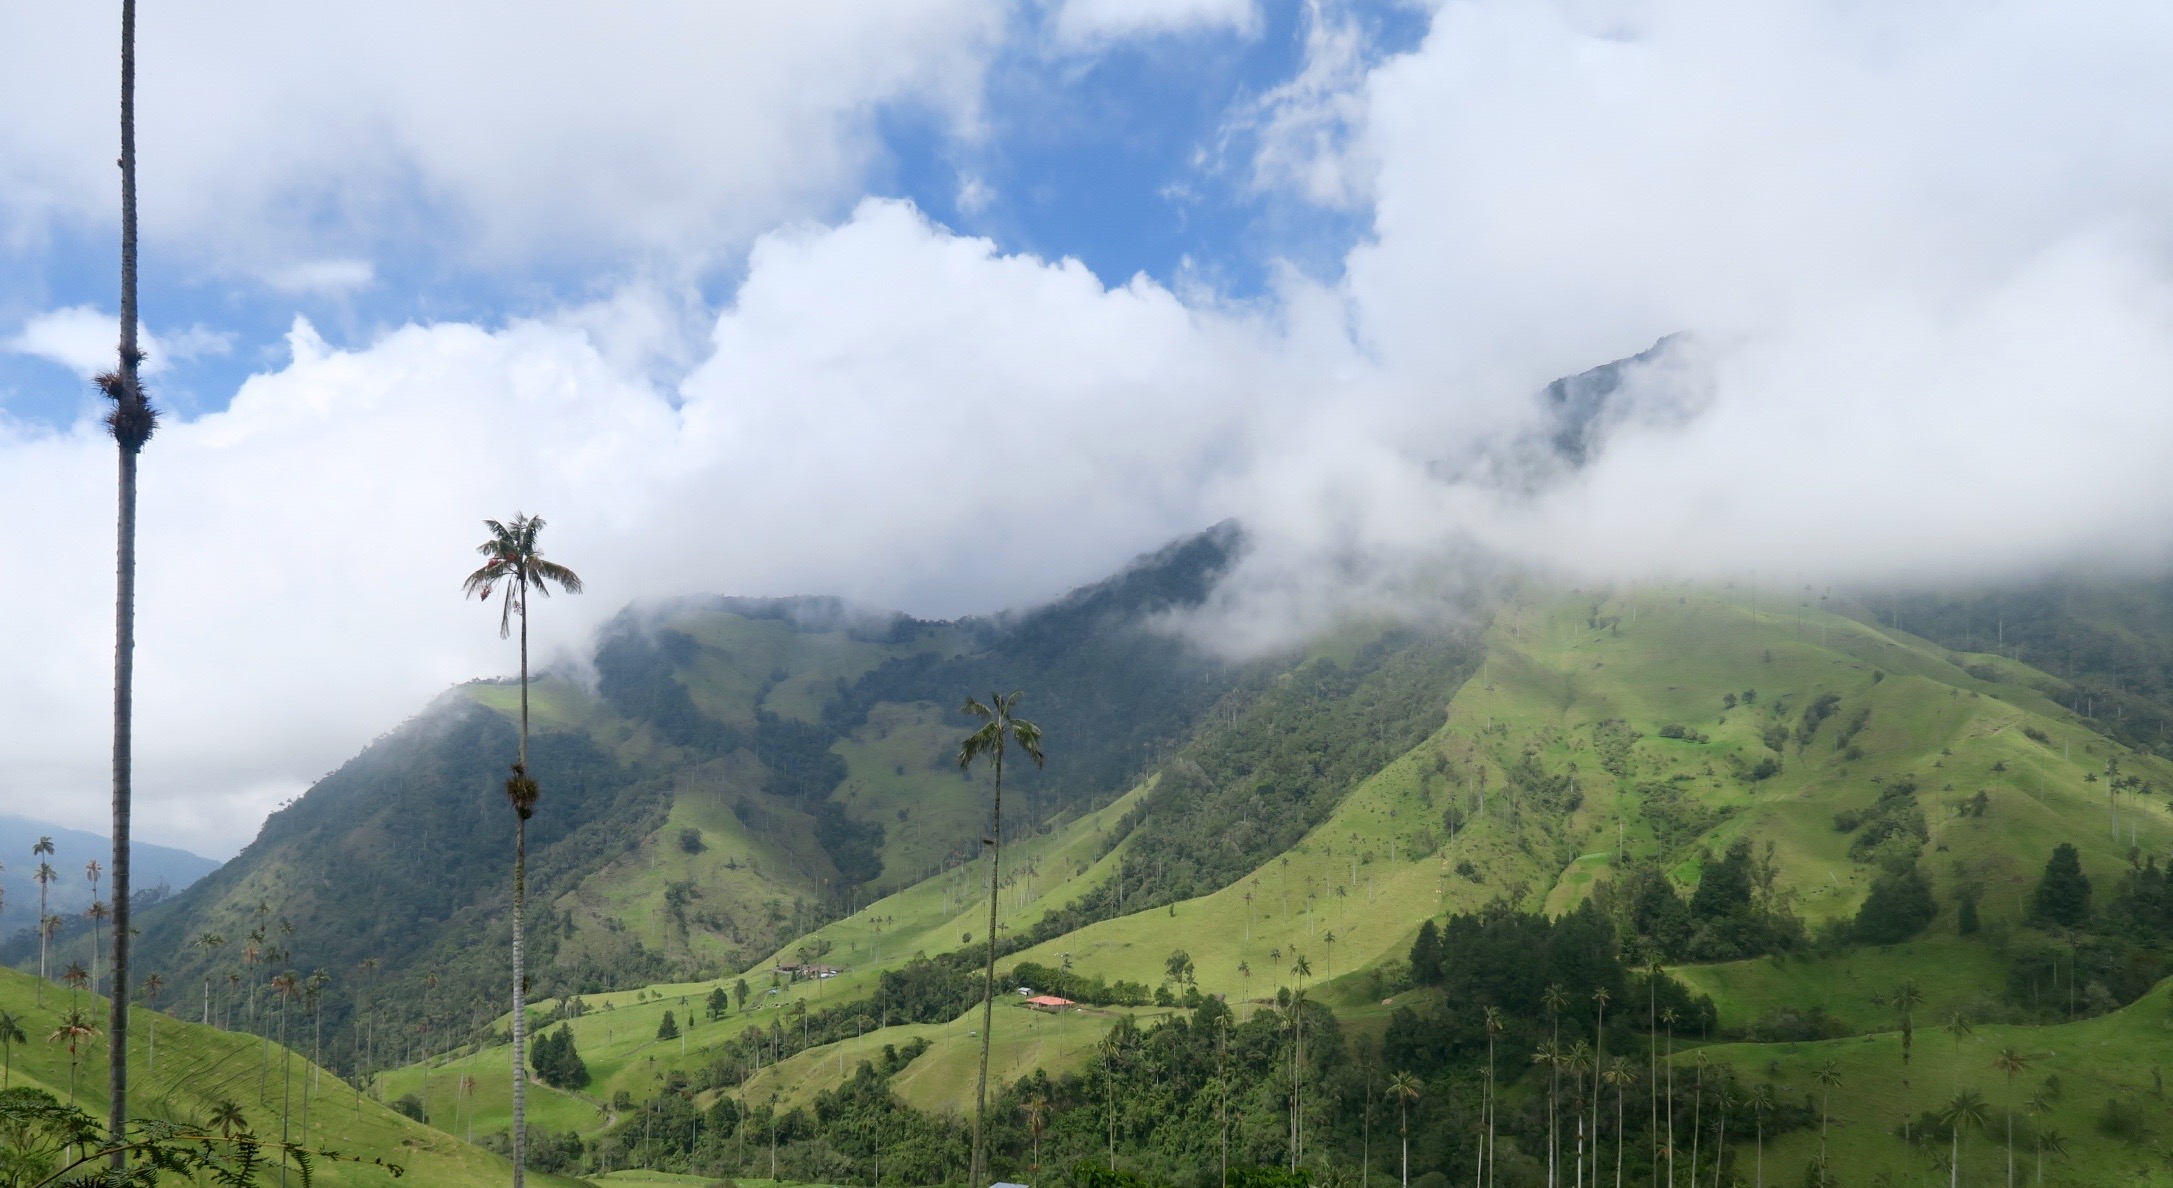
[1991,1047,2030,1188]
[1544,982,1567,1186]
[141,971,164,1071]
[31,838,54,1003]
[1025,1090,1050,1179]
[194,932,226,1025]
[271,971,301,1187]
[1567,1040,1594,1186]
[1646,960,1661,1178]
[1709,1085,1734,1188]
[0,1010,23,1088]
[1591,985,1611,1184]
[1485,1004,1505,1187]
[1945,1013,1976,1111]
[956,689,1043,1188]
[2032,1127,2065,1187]
[464,511,582,1188]
[1603,1056,1634,1188]
[1323,930,1336,980]
[209,1100,248,1138]
[1532,1041,1564,1188]
[1384,1070,1422,1188]
[49,1008,99,1105]
[62,962,90,1010]
[1811,1059,1842,1184]
[95,4,156,1153]
[1688,1050,1710,1187]
[1747,1083,1778,1188]
[1940,1089,1990,1188]
[1894,979,1924,1142]
[1661,1004,1680,1185]
[83,862,102,989]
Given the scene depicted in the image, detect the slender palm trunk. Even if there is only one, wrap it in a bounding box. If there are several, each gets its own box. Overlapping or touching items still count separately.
[510,586,531,1188]
[36,907,47,1006]
[2005,1111,2014,1188]
[1591,1003,1606,1184]
[1614,1080,1624,1188]
[1401,1103,1410,1188]
[970,744,1003,1187]
[1689,1068,1702,1186]
[107,1,143,1162]
[1949,1127,1958,1188]
[1486,1031,1497,1188]
[1755,1115,1764,1188]
[278,997,293,1188]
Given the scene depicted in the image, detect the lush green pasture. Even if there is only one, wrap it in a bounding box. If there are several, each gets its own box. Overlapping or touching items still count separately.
[1695,977,2173,1186]
[1671,937,2009,1034]
[0,963,579,1186]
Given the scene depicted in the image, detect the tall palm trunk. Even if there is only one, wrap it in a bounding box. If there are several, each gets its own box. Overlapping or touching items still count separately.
[510,582,532,1188]
[970,741,1003,1188]
[107,0,145,1160]
[1614,1076,1624,1188]
[1591,999,1606,1186]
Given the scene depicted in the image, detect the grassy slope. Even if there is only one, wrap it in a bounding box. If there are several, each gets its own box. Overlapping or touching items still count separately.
[1669,938,2009,1034]
[1694,976,2173,1186]
[0,965,584,1187]
[389,778,1153,1142]
[1485,587,2173,923]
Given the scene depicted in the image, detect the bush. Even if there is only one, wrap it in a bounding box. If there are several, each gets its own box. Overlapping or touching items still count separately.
[2098,1095,2150,1143]
[1855,868,1937,945]
[678,827,705,854]
[1747,757,1782,781]
[391,1093,427,1123]
[1741,1006,1853,1043]
[657,1010,679,1040]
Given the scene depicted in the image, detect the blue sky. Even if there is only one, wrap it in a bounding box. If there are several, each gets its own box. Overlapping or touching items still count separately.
[0,0,1425,429]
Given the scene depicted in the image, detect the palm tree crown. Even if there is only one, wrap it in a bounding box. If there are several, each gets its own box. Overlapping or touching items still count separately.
[463,514,584,640]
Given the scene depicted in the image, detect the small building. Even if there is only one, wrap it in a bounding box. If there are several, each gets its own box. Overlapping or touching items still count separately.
[1024,994,1075,1013]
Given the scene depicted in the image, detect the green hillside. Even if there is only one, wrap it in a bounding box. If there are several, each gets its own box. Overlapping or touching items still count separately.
[30,526,1253,1084]
[0,963,580,1186]
[359,579,2173,1185]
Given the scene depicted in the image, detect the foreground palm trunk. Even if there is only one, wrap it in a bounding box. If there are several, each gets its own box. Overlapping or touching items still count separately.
[958,693,1044,1188]
[105,0,158,1161]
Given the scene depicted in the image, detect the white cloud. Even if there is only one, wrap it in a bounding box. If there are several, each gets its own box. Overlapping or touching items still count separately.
[0,200,1292,854]
[263,258,375,295]
[7,306,233,379]
[1229,0,1376,208]
[1054,0,1259,46]
[1198,0,2173,624]
[0,3,1006,272]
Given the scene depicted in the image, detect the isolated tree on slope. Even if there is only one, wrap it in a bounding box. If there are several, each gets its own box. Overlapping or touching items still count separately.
[958,690,1044,1188]
[464,512,583,1188]
[31,837,54,1005]
[2029,843,2091,928]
